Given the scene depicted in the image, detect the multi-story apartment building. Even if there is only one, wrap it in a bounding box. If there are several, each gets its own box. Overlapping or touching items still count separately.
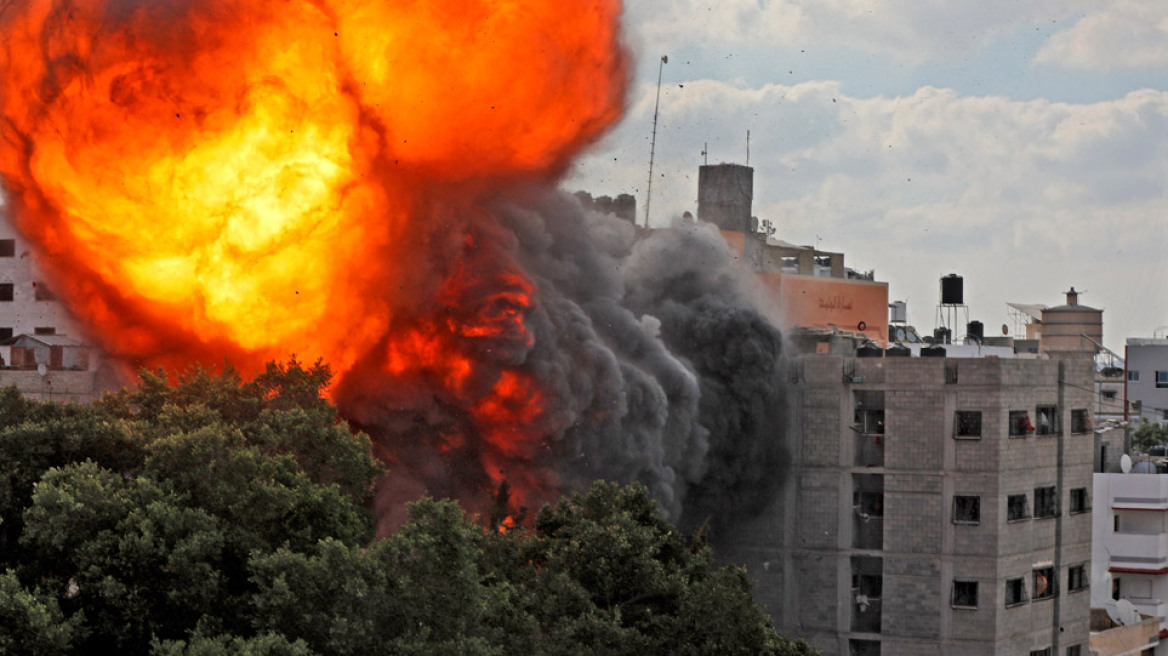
[0,215,109,401]
[724,348,1096,655]
[1126,338,1168,426]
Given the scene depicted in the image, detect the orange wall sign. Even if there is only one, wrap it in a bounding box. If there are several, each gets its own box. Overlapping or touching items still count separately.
[759,273,888,342]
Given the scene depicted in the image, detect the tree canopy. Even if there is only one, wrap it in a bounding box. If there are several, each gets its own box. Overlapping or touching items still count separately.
[0,360,815,655]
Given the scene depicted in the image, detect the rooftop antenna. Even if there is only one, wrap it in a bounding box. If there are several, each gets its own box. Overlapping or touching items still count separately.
[746,130,750,165]
[644,55,668,229]
[702,142,708,165]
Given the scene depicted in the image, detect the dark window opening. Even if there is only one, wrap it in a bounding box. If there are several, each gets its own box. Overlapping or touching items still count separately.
[1008,494,1030,522]
[1029,649,1051,656]
[0,239,14,257]
[0,283,12,302]
[1033,566,1056,600]
[854,391,885,435]
[1010,410,1034,436]
[955,411,981,438]
[1070,409,1090,434]
[1069,488,1088,514]
[1067,565,1087,593]
[0,327,11,342]
[953,495,980,524]
[1158,371,1168,389]
[33,327,56,336]
[1112,578,1121,600]
[1102,389,1117,400]
[1036,405,1059,435]
[1035,486,1058,519]
[1006,577,1027,606]
[1066,645,1082,656]
[951,580,978,608]
[854,490,884,518]
[1128,370,1140,382]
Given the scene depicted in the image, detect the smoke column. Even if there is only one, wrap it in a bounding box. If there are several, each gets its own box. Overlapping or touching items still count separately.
[0,0,787,531]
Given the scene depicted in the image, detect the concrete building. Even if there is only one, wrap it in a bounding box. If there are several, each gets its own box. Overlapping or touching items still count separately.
[723,346,1096,655]
[0,215,109,402]
[1092,472,1168,655]
[698,163,890,344]
[1126,338,1168,426]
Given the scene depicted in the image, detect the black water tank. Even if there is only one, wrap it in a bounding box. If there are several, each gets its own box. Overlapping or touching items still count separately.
[921,346,947,358]
[857,343,884,358]
[886,344,911,357]
[967,321,984,341]
[933,327,952,345]
[941,274,963,305]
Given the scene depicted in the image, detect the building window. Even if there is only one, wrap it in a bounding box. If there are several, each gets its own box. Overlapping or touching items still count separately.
[855,409,885,435]
[1009,410,1034,436]
[1008,494,1030,522]
[1006,577,1027,606]
[1033,566,1056,601]
[1070,409,1090,434]
[1035,486,1058,519]
[1069,488,1088,514]
[953,496,980,524]
[33,327,56,336]
[951,580,978,609]
[1114,515,1121,532]
[1067,565,1087,593]
[1112,578,1121,600]
[1029,649,1051,656]
[1102,389,1117,400]
[0,239,13,257]
[0,283,12,302]
[1035,405,1059,435]
[955,411,982,438]
[32,282,56,301]
[1066,645,1082,656]
[1129,370,1140,382]
[1158,371,1168,389]
[0,327,11,342]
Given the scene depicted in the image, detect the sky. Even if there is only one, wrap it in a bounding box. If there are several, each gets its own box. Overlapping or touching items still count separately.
[566,0,1168,354]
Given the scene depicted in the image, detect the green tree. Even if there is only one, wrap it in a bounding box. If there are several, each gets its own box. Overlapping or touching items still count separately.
[0,361,814,655]
[1134,420,1168,453]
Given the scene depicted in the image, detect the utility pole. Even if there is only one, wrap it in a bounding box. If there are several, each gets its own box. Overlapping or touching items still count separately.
[644,55,667,229]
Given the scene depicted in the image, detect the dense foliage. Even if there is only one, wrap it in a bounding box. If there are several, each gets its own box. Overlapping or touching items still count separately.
[0,361,814,655]
[1134,420,1168,453]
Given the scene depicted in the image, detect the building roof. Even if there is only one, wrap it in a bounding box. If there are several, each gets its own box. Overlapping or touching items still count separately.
[1128,337,1168,347]
[1007,303,1046,322]
[11,334,84,348]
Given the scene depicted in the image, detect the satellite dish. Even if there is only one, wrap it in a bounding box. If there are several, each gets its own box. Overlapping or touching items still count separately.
[36,363,46,377]
[896,328,906,341]
[1121,454,1133,473]
[1116,599,1140,625]
[1002,324,1009,335]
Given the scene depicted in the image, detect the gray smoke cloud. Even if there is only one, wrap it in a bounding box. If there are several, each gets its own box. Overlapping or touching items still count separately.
[334,183,788,532]
[490,186,788,527]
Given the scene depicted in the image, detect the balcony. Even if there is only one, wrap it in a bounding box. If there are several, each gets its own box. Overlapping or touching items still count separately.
[851,597,882,633]
[1108,532,1168,568]
[855,432,884,467]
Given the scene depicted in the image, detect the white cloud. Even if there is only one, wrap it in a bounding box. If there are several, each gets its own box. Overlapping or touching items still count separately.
[1035,2,1168,71]
[568,80,1168,350]
[623,0,1096,65]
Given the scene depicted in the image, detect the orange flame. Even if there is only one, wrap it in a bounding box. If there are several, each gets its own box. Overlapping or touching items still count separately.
[0,0,628,512]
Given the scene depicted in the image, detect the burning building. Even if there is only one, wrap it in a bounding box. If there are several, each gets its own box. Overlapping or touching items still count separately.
[0,0,790,532]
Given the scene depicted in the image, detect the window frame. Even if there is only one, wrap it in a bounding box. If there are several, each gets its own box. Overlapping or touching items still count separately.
[1008,494,1031,522]
[954,410,982,438]
[1034,486,1059,519]
[1069,488,1089,514]
[1070,409,1090,434]
[0,239,14,257]
[0,283,13,302]
[1033,566,1056,601]
[1157,371,1168,389]
[1009,410,1033,436]
[1035,405,1059,436]
[1005,577,1028,607]
[1129,370,1140,382]
[953,495,981,524]
[951,579,978,609]
[1067,564,1087,594]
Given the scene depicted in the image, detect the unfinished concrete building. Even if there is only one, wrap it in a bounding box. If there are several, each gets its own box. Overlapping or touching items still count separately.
[723,347,1096,655]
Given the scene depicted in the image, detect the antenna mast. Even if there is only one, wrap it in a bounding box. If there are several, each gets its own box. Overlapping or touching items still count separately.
[644,55,668,229]
[746,130,750,165]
